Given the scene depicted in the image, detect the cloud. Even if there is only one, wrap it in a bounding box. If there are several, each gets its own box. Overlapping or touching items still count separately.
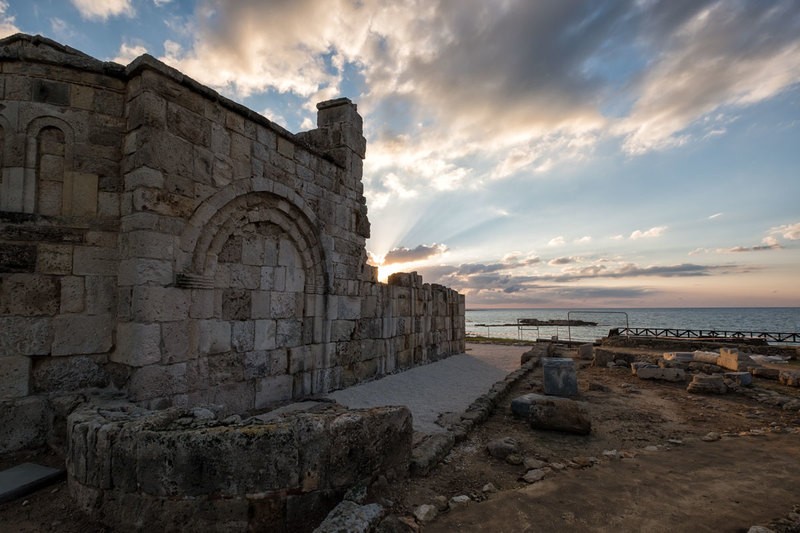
[630,226,667,240]
[547,236,566,247]
[768,221,800,241]
[616,1,800,153]
[724,244,782,253]
[0,1,20,38]
[382,243,448,265]
[708,212,723,220]
[574,236,592,244]
[548,257,577,266]
[71,0,134,20]
[113,42,148,64]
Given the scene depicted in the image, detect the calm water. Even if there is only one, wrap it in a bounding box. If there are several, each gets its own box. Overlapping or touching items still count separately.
[465,308,800,344]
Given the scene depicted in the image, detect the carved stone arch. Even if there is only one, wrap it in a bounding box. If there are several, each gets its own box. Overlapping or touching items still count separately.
[24,116,76,215]
[178,181,330,293]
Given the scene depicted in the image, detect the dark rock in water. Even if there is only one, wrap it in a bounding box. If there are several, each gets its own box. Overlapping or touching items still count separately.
[518,318,598,326]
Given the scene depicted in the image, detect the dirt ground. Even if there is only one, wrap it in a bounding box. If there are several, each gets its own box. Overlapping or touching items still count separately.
[1,343,799,532]
[381,348,800,532]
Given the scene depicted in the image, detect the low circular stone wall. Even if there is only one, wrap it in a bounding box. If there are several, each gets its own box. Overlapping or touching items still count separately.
[67,400,412,532]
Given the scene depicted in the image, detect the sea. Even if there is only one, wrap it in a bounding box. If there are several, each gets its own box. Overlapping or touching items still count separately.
[465,307,800,344]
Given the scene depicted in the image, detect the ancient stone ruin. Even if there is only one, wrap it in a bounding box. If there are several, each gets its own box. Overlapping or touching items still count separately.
[0,34,465,529]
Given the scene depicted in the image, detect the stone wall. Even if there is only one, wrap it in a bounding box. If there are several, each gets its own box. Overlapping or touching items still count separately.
[0,34,465,453]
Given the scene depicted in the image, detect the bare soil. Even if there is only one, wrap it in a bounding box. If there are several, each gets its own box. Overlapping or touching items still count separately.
[1,345,799,532]
[381,350,800,532]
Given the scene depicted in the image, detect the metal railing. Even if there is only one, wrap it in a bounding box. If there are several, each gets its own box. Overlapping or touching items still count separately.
[616,327,800,344]
[567,310,629,343]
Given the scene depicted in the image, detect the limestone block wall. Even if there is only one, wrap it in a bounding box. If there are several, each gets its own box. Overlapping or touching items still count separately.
[0,33,465,450]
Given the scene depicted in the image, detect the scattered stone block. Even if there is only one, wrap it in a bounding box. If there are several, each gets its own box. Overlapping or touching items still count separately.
[413,504,438,523]
[577,344,594,360]
[521,469,546,483]
[751,367,780,380]
[542,357,578,397]
[635,366,686,382]
[663,352,694,362]
[687,374,727,394]
[717,348,750,371]
[779,371,800,387]
[725,372,753,386]
[314,501,384,533]
[449,495,471,509]
[630,362,655,376]
[526,394,591,435]
[693,351,720,365]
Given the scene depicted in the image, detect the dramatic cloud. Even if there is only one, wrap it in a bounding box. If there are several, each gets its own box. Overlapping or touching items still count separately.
[616,1,800,153]
[382,243,448,265]
[630,226,667,240]
[70,0,134,20]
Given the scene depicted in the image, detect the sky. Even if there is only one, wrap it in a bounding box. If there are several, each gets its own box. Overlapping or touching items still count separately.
[3,0,799,308]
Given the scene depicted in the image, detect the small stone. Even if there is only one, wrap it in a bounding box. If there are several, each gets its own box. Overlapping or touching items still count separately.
[644,445,659,452]
[602,449,620,459]
[22,500,29,507]
[667,438,683,445]
[487,437,519,460]
[701,432,721,442]
[482,483,497,493]
[433,496,449,512]
[521,469,546,483]
[449,495,471,509]
[523,457,546,470]
[413,504,438,523]
[505,453,523,465]
[191,407,216,420]
[550,462,566,470]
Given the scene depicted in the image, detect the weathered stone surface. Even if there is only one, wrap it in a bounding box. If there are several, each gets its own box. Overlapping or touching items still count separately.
[635,365,686,382]
[487,436,518,460]
[413,504,438,523]
[522,393,591,435]
[0,356,31,398]
[577,343,594,360]
[0,396,47,453]
[751,367,780,380]
[779,371,800,387]
[522,468,546,483]
[717,348,749,371]
[521,343,552,365]
[663,352,694,362]
[687,374,727,394]
[67,401,411,531]
[693,351,720,364]
[411,433,455,476]
[542,357,578,397]
[314,501,384,533]
[724,372,753,386]
[32,356,108,392]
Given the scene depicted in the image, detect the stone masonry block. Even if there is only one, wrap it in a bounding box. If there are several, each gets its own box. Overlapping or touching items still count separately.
[0,396,47,453]
[0,317,52,356]
[254,320,277,351]
[198,320,231,355]
[542,358,578,397]
[131,286,190,322]
[127,363,188,401]
[113,322,161,366]
[36,243,73,274]
[118,258,173,286]
[52,314,113,356]
[255,375,293,408]
[73,246,118,276]
[60,276,85,313]
[232,321,255,352]
[0,274,60,316]
[124,231,175,260]
[0,355,31,398]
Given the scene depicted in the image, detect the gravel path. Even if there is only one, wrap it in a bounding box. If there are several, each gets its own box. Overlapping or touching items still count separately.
[327,343,527,434]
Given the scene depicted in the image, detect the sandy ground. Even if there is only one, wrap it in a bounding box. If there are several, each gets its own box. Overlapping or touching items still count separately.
[328,344,523,434]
